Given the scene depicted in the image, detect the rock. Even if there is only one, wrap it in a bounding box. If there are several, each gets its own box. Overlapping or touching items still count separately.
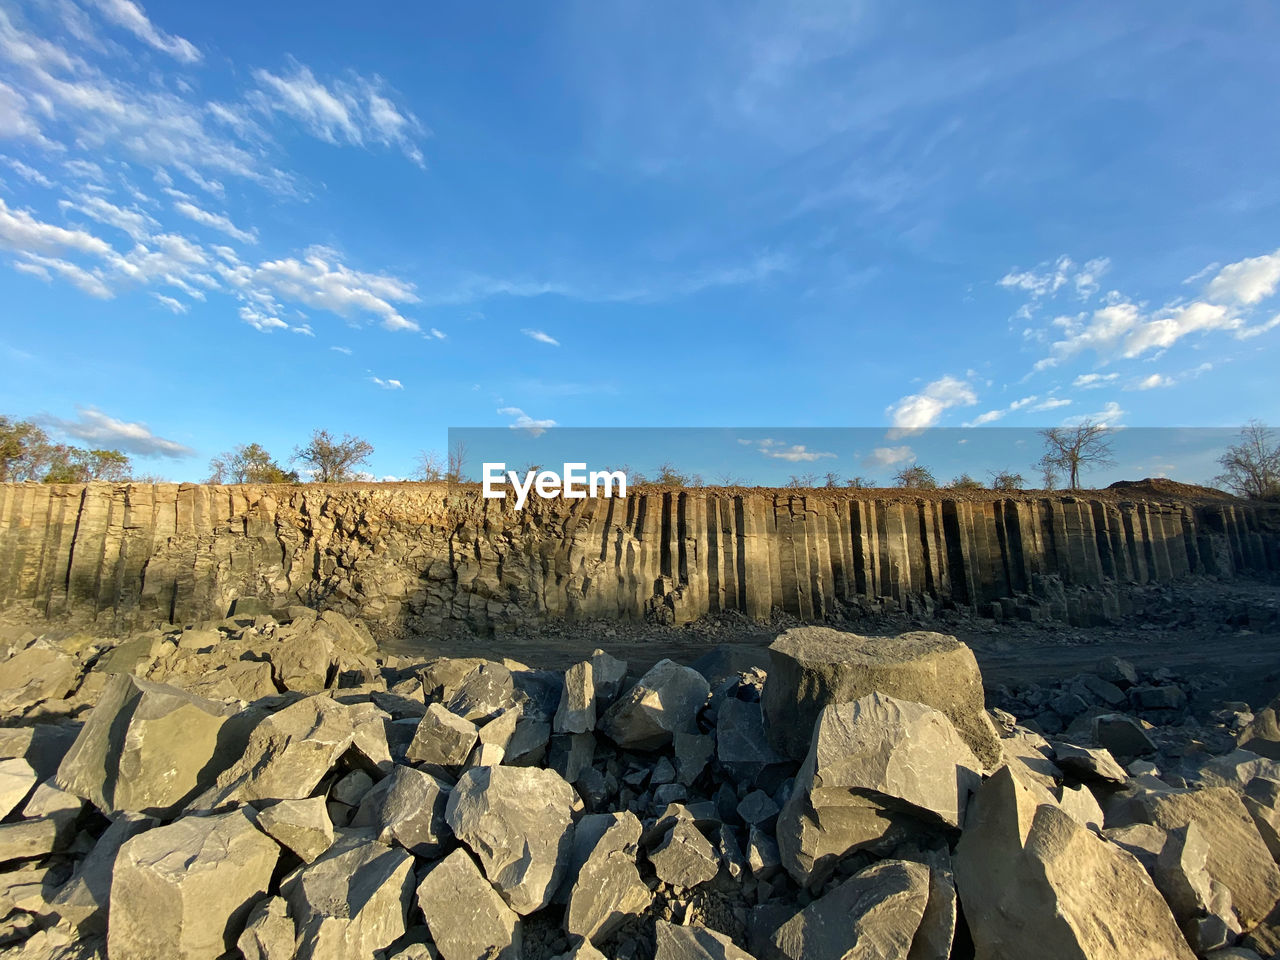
[1135,786,1280,929]
[0,644,80,713]
[649,820,719,890]
[1154,822,1242,953]
[1244,778,1280,862]
[446,765,579,915]
[237,896,296,960]
[406,703,478,766]
[1052,743,1128,786]
[0,724,79,780]
[737,790,779,828]
[1129,685,1187,712]
[907,848,958,960]
[776,694,982,885]
[590,649,627,706]
[1198,749,1280,793]
[565,811,650,943]
[1096,656,1139,687]
[1090,714,1155,764]
[254,796,335,863]
[716,698,784,779]
[198,694,355,807]
[747,826,781,880]
[55,674,242,816]
[282,829,415,960]
[1239,693,1280,760]
[601,659,709,750]
[548,733,595,784]
[1058,782,1104,831]
[478,705,523,751]
[446,663,516,723]
[108,808,279,960]
[1102,822,1168,873]
[654,921,757,959]
[0,816,64,861]
[954,765,1195,960]
[272,631,335,693]
[49,813,154,933]
[416,848,521,960]
[760,628,1000,768]
[554,661,596,734]
[351,764,451,857]
[0,757,37,818]
[674,732,715,787]
[312,610,379,658]
[770,859,930,960]
[183,661,277,702]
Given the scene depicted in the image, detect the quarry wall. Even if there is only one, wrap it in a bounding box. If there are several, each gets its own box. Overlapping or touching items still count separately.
[0,482,1277,636]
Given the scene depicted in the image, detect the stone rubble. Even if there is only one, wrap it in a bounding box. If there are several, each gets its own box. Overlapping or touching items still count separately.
[0,614,1278,959]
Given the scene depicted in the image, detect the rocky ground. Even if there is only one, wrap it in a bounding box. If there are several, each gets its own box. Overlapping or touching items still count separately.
[0,583,1279,959]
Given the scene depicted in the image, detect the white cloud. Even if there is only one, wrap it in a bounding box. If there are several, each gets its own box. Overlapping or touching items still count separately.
[498,406,556,437]
[522,328,560,347]
[86,0,201,63]
[59,193,157,240]
[999,255,1108,301]
[172,199,256,244]
[1,155,52,187]
[865,446,915,467]
[330,345,352,354]
[1131,373,1173,390]
[962,394,1042,427]
[886,375,977,435]
[291,323,314,337]
[1205,250,1280,305]
[1047,299,1247,362]
[151,293,186,313]
[0,196,111,256]
[747,438,835,462]
[426,327,446,340]
[1030,397,1071,411]
[1065,401,1124,428]
[1236,313,1280,340]
[238,305,287,332]
[371,376,403,390]
[1072,372,1118,388]
[38,405,194,457]
[251,247,420,332]
[250,62,427,165]
[12,252,112,297]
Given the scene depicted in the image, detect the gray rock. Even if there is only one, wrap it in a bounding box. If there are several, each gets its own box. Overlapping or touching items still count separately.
[761,628,1000,768]
[0,816,65,862]
[331,769,374,806]
[770,859,930,960]
[1096,656,1138,687]
[1102,822,1168,873]
[272,631,335,693]
[1238,693,1280,760]
[589,650,627,706]
[565,811,650,943]
[237,896,296,960]
[747,826,780,880]
[649,820,719,890]
[446,765,579,915]
[56,674,242,817]
[1154,822,1241,953]
[954,766,1195,960]
[1052,742,1128,786]
[654,921,757,960]
[0,644,80,713]
[417,848,521,960]
[0,757,37,819]
[601,660,709,751]
[554,661,596,734]
[674,732,715,786]
[196,694,355,808]
[446,663,516,722]
[351,764,451,857]
[1091,714,1156,764]
[407,703,478,766]
[717,699,784,779]
[254,796,335,863]
[49,813,154,933]
[1244,777,1280,862]
[1129,685,1187,712]
[109,808,279,960]
[777,694,981,885]
[282,829,415,960]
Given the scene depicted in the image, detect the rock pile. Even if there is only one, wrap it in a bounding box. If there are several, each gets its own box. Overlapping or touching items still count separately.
[2,613,1280,959]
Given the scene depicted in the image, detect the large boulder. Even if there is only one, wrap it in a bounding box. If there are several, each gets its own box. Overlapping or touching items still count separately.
[48,813,154,933]
[446,765,580,915]
[1134,786,1280,929]
[406,703,479,766]
[108,808,279,960]
[777,693,982,885]
[194,694,355,808]
[0,644,80,713]
[351,764,452,857]
[954,765,1195,960]
[253,796,335,863]
[417,848,522,960]
[648,820,720,891]
[760,628,1000,768]
[282,829,415,960]
[237,895,297,960]
[770,859,931,960]
[554,660,596,735]
[56,674,242,817]
[600,659,710,750]
[565,811,650,944]
[655,921,757,960]
[0,757,37,819]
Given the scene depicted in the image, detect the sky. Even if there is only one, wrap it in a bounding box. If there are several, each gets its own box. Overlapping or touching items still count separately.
[0,0,1278,484]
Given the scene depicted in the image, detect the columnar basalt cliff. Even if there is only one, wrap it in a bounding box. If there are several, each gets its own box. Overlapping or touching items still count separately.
[0,482,1276,635]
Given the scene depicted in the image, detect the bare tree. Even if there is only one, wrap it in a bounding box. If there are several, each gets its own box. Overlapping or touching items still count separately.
[714,471,744,486]
[845,476,873,489]
[293,430,374,482]
[446,440,469,483]
[1038,419,1115,490]
[1039,462,1059,490]
[411,449,445,481]
[893,464,937,489]
[1215,420,1280,500]
[823,471,842,488]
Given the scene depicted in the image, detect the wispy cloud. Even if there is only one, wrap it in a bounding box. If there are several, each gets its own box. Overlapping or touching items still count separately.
[886,375,977,436]
[498,406,556,436]
[38,405,194,457]
[743,438,836,462]
[522,328,560,346]
[172,199,257,244]
[370,376,403,390]
[85,0,201,63]
[248,246,420,332]
[865,445,915,468]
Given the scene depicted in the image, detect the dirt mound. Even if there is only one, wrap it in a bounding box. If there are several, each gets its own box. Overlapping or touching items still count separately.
[1106,477,1236,502]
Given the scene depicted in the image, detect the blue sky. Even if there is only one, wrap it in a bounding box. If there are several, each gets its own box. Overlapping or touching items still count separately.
[0,1,1277,483]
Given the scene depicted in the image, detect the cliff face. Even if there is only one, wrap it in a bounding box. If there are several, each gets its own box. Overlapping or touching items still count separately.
[0,482,1276,636]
